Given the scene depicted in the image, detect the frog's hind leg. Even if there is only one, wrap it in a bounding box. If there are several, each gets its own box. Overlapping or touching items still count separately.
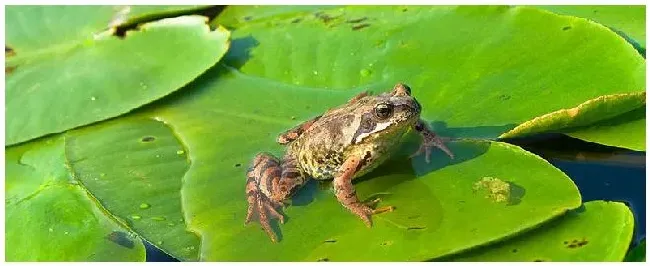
[245,153,306,242]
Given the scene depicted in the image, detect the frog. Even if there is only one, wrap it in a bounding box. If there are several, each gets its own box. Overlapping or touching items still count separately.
[244,83,454,242]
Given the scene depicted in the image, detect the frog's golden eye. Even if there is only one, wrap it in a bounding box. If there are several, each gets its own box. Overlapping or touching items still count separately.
[374,103,393,119]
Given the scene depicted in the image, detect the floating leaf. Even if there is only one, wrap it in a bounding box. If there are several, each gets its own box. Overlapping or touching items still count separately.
[6,13,230,145]
[448,201,634,262]
[5,5,205,52]
[5,137,145,261]
[500,93,646,151]
[536,5,646,47]
[65,118,200,261]
[216,5,644,141]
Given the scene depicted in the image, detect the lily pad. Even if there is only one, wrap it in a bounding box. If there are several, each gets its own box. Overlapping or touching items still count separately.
[448,200,635,262]
[65,117,200,261]
[6,14,231,145]
[215,5,340,28]
[5,137,145,261]
[500,93,646,151]
[5,5,205,53]
[60,63,575,261]
[566,106,645,151]
[536,5,646,47]
[215,5,644,140]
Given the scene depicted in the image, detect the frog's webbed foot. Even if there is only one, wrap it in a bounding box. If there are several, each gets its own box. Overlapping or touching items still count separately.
[245,153,286,242]
[245,153,307,242]
[245,180,285,242]
[334,157,395,227]
[411,120,454,163]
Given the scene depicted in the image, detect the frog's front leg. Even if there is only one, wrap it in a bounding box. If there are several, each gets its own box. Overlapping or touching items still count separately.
[411,120,454,163]
[245,153,307,242]
[333,155,394,227]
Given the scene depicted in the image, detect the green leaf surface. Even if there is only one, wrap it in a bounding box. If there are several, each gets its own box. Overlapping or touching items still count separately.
[65,117,200,261]
[5,137,145,261]
[214,5,340,28]
[500,93,646,151]
[625,238,646,262]
[5,5,204,52]
[536,5,646,47]
[566,106,645,151]
[216,5,644,140]
[67,63,580,260]
[6,14,231,146]
[11,5,642,261]
[448,200,635,262]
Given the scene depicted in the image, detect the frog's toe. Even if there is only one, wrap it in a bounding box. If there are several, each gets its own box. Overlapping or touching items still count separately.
[245,179,284,242]
[413,137,455,163]
[349,204,374,227]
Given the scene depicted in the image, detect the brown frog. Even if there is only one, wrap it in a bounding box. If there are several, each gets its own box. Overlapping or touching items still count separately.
[245,83,454,242]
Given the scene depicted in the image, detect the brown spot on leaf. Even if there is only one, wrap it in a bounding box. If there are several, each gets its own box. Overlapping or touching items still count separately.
[407,226,426,230]
[141,136,155,142]
[6,47,15,57]
[234,163,242,167]
[243,16,252,21]
[565,238,588,248]
[346,17,367,23]
[352,23,370,31]
[324,239,337,243]
[291,18,302,24]
[314,12,334,23]
[562,26,572,31]
[6,66,16,74]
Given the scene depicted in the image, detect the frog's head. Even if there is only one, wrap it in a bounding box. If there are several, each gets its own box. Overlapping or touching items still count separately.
[350,83,422,144]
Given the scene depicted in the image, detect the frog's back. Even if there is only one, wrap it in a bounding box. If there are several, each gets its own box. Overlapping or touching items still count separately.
[288,112,357,180]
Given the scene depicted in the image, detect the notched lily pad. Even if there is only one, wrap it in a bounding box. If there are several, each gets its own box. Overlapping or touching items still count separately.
[6,14,231,146]
[5,137,146,261]
[65,117,200,261]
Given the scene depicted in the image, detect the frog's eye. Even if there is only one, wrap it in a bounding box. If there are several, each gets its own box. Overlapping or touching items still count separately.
[374,103,394,119]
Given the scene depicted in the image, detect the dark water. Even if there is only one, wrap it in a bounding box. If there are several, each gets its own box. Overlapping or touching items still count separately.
[145,133,646,262]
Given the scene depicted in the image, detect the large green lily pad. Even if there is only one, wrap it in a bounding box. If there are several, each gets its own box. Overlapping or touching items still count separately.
[448,200,634,262]
[7,5,643,261]
[61,63,576,260]
[5,5,205,53]
[215,5,644,140]
[5,137,145,261]
[65,117,200,261]
[536,5,646,47]
[6,13,230,146]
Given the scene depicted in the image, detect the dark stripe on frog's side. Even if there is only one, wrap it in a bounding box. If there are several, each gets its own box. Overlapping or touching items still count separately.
[351,112,377,144]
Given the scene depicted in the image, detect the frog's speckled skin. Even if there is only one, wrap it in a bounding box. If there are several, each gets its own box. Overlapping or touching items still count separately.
[244,83,454,242]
